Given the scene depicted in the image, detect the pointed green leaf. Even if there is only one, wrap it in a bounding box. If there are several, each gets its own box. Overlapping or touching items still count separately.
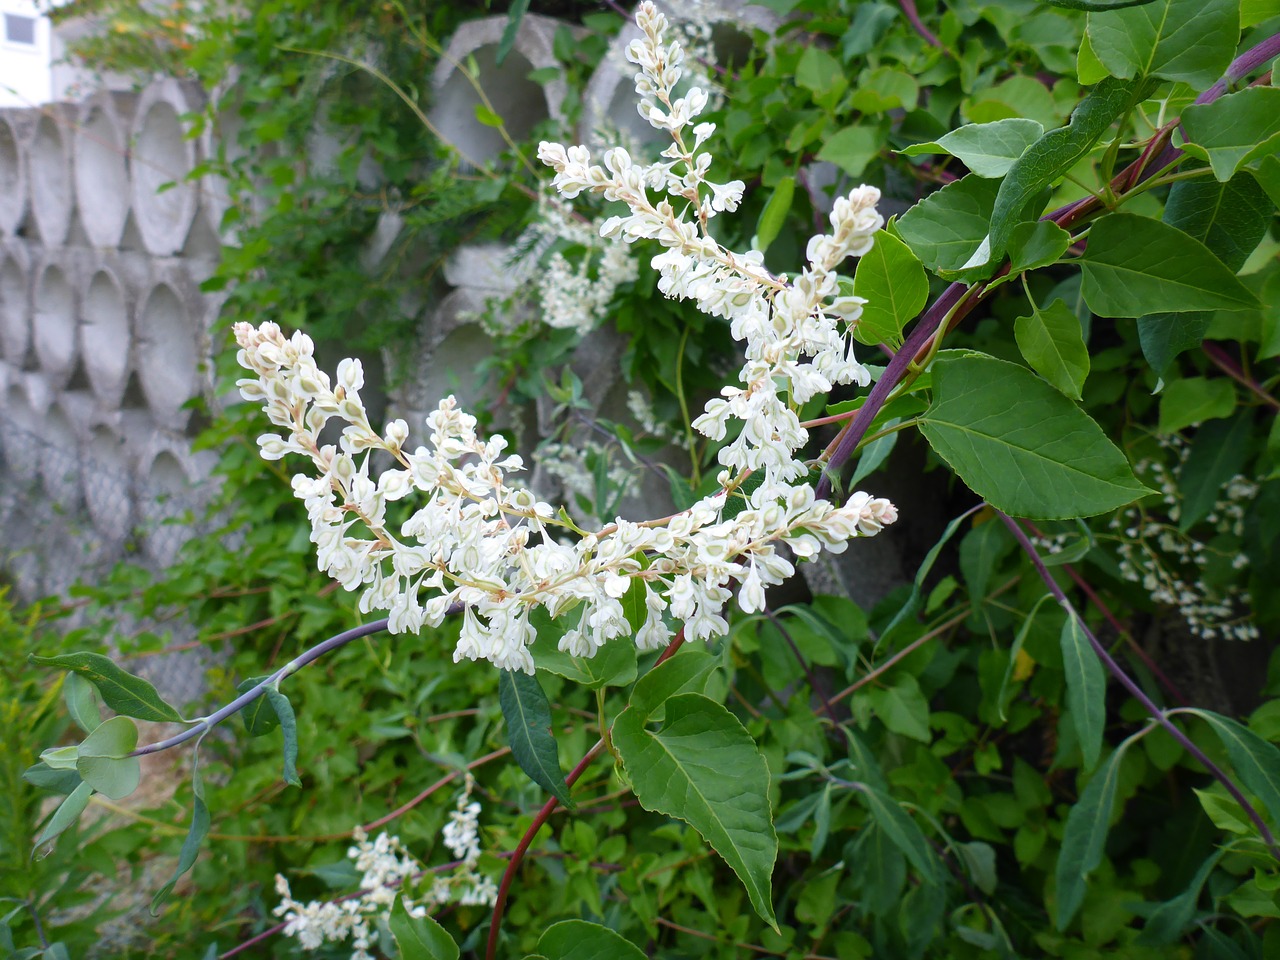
[1008,220,1072,274]
[1178,413,1252,531]
[495,0,529,67]
[627,646,718,721]
[878,507,976,649]
[499,670,573,808]
[999,594,1057,720]
[896,174,999,274]
[1015,298,1090,400]
[23,762,82,795]
[1056,738,1133,928]
[1158,376,1236,433]
[866,675,932,742]
[815,125,879,178]
[1138,313,1212,377]
[1060,615,1106,771]
[754,176,795,256]
[1181,88,1280,182]
[1081,214,1259,317]
[533,633,638,690]
[852,231,928,347]
[35,781,93,848]
[1184,709,1280,830]
[151,743,211,913]
[29,651,183,722]
[919,352,1154,519]
[266,687,301,787]
[537,920,646,960]
[237,677,280,736]
[64,672,101,734]
[614,694,778,927]
[901,118,1044,178]
[961,76,1150,278]
[1086,0,1238,88]
[1137,849,1224,944]
[389,896,459,960]
[855,784,939,882]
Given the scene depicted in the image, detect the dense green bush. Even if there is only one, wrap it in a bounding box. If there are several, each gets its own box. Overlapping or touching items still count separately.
[13,1,1280,958]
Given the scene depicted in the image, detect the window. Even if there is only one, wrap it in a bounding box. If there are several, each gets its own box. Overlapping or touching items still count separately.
[4,14,36,45]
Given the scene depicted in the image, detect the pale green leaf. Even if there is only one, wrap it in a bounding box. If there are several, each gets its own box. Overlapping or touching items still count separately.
[852,231,928,346]
[35,781,93,848]
[614,694,778,927]
[754,176,795,256]
[901,118,1044,178]
[918,352,1153,519]
[151,742,211,912]
[1008,220,1072,274]
[63,672,101,734]
[266,687,301,787]
[815,125,880,178]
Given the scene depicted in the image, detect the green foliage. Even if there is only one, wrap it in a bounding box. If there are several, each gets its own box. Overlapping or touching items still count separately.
[24,0,1280,957]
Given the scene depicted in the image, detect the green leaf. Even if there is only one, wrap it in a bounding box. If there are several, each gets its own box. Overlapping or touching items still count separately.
[474,104,503,128]
[1048,0,1161,8]
[63,672,101,734]
[533,633,638,690]
[959,841,998,895]
[1056,738,1134,928]
[614,694,778,928]
[1184,709,1280,830]
[1158,376,1236,433]
[1007,220,1072,274]
[998,594,1056,720]
[35,781,93,848]
[918,352,1153,519]
[1014,298,1090,400]
[1177,413,1252,531]
[1181,88,1280,182]
[495,0,530,67]
[1138,313,1212,377]
[962,76,1150,278]
[866,675,931,742]
[796,46,847,103]
[896,174,999,274]
[754,176,795,256]
[815,125,880,178]
[265,687,301,787]
[1243,0,1280,26]
[39,745,79,771]
[1059,614,1106,771]
[1137,849,1224,944]
[849,422,899,486]
[237,677,280,736]
[1086,0,1238,88]
[389,896,459,960]
[852,231,928,346]
[626,646,718,721]
[1081,213,1259,317]
[537,920,647,960]
[499,670,573,808]
[901,118,1044,178]
[878,507,976,649]
[855,784,938,882]
[151,743,211,913]
[1077,29,1109,84]
[22,762,82,795]
[959,518,1011,607]
[29,651,183,722]
[76,715,140,800]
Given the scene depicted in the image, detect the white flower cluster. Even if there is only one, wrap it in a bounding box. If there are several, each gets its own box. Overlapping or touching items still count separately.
[236,1,897,674]
[272,829,421,959]
[527,193,640,335]
[1108,435,1258,641]
[272,783,496,958]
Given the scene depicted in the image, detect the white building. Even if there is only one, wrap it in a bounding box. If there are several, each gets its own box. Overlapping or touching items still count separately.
[0,0,52,107]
